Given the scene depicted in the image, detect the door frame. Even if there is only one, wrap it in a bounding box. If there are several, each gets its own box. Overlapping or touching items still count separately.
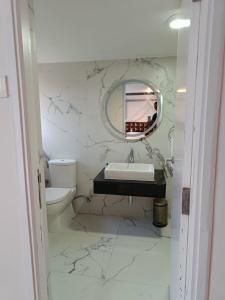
[4,0,225,300]
[9,0,49,299]
[0,0,47,299]
[208,51,225,300]
[185,0,225,299]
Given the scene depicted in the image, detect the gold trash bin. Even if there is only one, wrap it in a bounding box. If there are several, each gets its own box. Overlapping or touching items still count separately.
[153,198,168,228]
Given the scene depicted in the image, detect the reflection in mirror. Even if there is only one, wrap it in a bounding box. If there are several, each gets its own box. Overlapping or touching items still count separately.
[102,79,163,142]
[106,84,124,134]
[125,83,158,140]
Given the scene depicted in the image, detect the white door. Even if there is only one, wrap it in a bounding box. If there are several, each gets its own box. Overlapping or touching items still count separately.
[13,1,50,299]
[171,0,201,299]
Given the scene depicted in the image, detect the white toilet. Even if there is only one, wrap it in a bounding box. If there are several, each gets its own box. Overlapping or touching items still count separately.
[46,159,77,232]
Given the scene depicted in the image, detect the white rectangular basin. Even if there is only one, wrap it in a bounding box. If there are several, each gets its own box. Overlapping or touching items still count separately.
[104,163,155,181]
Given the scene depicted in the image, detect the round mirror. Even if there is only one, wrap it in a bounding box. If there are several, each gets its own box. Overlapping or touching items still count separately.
[102,79,163,142]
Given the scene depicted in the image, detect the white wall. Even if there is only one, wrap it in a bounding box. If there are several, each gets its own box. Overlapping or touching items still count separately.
[0,0,36,299]
[209,58,225,300]
[39,57,176,218]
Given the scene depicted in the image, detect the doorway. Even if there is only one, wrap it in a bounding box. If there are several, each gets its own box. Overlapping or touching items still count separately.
[34,1,192,298]
[5,0,225,300]
[35,1,195,300]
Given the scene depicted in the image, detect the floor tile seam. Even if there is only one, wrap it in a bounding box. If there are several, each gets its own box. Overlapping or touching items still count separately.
[101,277,170,287]
[102,277,170,288]
[50,270,105,281]
[105,248,171,260]
[50,270,169,289]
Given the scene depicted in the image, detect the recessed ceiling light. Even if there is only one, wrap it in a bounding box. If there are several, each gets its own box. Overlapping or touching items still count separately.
[177,88,187,94]
[168,16,191,30]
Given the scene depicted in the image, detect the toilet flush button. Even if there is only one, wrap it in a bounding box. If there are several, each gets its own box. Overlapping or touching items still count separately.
[0,76,9,98]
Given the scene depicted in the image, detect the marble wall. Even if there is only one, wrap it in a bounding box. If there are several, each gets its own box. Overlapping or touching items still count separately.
[39,57,176,218]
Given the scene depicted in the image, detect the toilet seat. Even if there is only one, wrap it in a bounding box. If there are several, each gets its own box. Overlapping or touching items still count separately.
[46,187,76,205]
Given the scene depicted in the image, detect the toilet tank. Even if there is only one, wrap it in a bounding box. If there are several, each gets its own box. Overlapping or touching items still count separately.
[48,159,77,188]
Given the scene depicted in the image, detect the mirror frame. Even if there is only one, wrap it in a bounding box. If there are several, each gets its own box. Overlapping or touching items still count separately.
[102,79,163,142]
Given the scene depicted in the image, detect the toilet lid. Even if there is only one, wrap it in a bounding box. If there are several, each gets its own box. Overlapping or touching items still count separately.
[46,187,75,205]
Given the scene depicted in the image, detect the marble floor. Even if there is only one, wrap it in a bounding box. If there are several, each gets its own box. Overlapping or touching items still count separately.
[48,214,170,300]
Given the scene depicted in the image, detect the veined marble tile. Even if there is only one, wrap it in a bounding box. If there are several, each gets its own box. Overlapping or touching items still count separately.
[50,245,112,279]
[49,233,115,278]
[49,231,115,256]
[111,233,171,284]
[39,58,176,218]
[105,249,170,286]
[96,280,169,300]
[69,214,122,235]
[114,234,170,257]
[49,214,170,300]
[50,272,100,300]
[50,272,169,300]
[117,217,160,238]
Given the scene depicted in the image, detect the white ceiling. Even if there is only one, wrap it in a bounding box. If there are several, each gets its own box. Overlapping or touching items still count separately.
[34,0,180,63]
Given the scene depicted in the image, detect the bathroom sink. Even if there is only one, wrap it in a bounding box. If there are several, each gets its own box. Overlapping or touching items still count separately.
[104,163,155,181]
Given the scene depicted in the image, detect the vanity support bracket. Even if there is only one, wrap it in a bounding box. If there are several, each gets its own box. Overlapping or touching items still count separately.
[182,187,190,215]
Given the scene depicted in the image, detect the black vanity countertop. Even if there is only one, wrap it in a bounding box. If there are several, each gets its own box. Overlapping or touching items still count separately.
[93,168,166,198]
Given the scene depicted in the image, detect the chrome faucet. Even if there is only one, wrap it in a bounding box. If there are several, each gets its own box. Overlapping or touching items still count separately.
[165,156,174,177]
[128,148,135,163]
[126,148,135,205]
